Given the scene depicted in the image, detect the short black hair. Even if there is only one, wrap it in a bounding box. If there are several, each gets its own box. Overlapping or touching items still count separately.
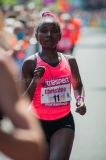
[35,16,61,34]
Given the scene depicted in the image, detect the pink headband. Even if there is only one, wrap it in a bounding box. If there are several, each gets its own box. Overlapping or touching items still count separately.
[42,12,55,18]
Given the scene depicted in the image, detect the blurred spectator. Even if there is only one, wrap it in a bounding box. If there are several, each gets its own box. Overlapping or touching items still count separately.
[57,13,75,55]
[0,8,17,56]
[0,3,105,70]
[57,12,82,55]
[70,14,82,53]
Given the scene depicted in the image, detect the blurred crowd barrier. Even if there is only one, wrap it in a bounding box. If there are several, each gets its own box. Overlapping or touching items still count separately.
[0,4,106,70]
[78,9,106,28]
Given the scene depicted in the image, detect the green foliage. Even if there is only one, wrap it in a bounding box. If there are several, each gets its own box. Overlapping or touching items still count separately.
[0,0,18,6]
[33,0,42,8]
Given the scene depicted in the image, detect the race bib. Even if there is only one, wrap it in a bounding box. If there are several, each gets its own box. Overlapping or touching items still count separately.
[41,84,71,104]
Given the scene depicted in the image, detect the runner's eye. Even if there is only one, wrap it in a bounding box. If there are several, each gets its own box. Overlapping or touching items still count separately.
[41,30,47,33]
[52,29,58,33]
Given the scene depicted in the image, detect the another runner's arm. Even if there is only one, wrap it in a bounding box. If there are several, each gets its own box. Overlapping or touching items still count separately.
[0,58,48,160]
[68,56,85,101]
[0,129,41,160]
[0,57,32,128]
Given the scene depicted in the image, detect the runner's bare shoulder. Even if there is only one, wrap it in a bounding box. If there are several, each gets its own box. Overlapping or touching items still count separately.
[64,54,77,70]
[22,54,36,73]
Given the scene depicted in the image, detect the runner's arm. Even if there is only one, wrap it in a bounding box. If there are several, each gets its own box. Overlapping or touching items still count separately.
[20,56,37,100]
[20,56,46,100]
[0,56,49,160]
[0,129,42,160]
[69,56,85,99]
[68,56,86,115]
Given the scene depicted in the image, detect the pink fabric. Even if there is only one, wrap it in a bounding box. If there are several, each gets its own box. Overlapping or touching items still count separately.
[42,12,55,18]
[30,53,72,120]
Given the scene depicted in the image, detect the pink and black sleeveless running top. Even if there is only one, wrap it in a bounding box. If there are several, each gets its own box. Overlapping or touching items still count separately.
[30,52,72,120]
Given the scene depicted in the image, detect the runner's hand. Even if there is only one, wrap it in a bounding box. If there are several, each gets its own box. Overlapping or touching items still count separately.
[33,66,45,83]
[75,101,86,115]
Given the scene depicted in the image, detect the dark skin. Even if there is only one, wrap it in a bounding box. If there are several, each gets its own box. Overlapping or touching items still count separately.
[0,54,49,160]
[20,18,86,160]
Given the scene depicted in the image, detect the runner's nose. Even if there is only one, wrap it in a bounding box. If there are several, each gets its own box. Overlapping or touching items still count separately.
[47,31,52,37]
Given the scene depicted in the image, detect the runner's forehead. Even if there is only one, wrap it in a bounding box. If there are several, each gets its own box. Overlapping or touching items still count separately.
[39,18,59,28]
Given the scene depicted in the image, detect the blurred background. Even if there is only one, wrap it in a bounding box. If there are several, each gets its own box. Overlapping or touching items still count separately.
[0,0,106,70]
[0,0,106,160]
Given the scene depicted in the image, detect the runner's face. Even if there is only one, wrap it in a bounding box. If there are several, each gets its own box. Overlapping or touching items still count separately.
[36,20,61,49]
